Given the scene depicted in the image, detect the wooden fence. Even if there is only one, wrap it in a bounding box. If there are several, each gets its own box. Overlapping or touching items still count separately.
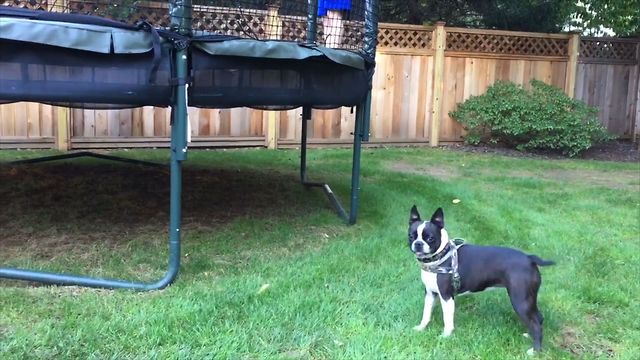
[1,1,639,150]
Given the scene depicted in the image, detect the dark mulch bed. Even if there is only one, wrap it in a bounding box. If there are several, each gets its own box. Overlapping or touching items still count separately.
[444,140,639,163]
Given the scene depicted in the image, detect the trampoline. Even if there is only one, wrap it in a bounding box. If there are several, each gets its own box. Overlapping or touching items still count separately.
[0,0,378,290]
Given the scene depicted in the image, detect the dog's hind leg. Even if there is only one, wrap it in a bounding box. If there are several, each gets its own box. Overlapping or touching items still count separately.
[507,280,543,355]
[414,291,436,331]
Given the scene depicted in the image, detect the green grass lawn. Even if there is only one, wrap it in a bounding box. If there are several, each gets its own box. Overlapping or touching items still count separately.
[1,147,638,359]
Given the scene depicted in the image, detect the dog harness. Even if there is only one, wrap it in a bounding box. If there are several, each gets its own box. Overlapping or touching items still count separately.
[417,238,466,294]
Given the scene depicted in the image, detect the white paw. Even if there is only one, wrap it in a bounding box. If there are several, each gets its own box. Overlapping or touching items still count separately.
[526,348,535,356]
[522,333,531,338]
[440,329,454,338]
[413,324,427,332]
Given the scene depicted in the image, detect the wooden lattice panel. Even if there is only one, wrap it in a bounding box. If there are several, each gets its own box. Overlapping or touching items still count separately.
[340,20,364,49]
[377,26,432,49]
[192,6,267,38]
[446,31,568,57]
[66,1,170,26]
[280,18,308,43]
[580,38,639,63]
[135,4,170,28]
[2,0,47,10]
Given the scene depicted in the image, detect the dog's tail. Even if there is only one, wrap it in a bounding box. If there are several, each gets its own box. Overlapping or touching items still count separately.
[528,255,555,266]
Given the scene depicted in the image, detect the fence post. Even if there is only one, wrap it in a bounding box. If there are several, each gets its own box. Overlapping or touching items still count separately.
[430,21,446,147]
[55,108,70,151]
[564,32,580,98]
[265,111,279,149]
[265,3,281,149]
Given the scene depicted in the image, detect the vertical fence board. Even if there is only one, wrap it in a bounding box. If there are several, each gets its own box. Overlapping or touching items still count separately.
[340,107,355,139]
[71,109,83,137]
[1,104,15,136]
[83,110,96,137]
[142,106,155,137]
[14,104,27,137]
[40,104,53,137]
[27,103,40,138]
[153,108,166,136]
[407,56,421,139]
[119,110,132,137]
[131,108,143,136]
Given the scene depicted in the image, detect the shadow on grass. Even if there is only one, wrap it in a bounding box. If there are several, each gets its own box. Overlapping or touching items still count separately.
[0,161,331,262]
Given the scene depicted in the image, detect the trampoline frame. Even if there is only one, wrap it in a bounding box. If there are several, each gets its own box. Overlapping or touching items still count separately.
[0,0,378,290]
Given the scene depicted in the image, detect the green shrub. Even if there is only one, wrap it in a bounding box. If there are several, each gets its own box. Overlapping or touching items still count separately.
[449,80,613,157]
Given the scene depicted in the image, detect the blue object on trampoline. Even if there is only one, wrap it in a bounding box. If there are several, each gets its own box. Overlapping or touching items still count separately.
[318,0,352,16]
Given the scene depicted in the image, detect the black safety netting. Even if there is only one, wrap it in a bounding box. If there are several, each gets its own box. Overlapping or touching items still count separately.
[6,1,370,50]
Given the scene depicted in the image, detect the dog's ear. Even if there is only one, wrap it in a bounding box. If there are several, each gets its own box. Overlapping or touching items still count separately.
[430,207,444,228]
[410,205,421,224]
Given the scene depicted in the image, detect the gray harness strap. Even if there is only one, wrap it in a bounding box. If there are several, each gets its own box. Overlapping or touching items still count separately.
[418,238,466,294]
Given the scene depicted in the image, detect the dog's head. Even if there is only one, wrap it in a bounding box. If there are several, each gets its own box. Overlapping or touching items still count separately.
[408,206,449,260]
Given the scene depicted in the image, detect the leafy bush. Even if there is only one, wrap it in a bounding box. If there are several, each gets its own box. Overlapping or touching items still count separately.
[449,80,613,157]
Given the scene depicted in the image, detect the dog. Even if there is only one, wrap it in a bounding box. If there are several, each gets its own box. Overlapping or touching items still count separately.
[408,206,554,355]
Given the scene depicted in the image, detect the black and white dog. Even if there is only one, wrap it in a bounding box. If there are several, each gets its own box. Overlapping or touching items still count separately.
[408,206,554,355]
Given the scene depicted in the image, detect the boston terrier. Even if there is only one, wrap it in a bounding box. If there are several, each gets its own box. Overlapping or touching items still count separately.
[408,206,555,355]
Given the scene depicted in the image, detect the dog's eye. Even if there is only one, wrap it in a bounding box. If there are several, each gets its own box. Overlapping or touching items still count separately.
[426,236,435,243]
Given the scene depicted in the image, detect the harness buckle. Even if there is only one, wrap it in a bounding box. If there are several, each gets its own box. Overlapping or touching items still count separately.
[452,272,461,292]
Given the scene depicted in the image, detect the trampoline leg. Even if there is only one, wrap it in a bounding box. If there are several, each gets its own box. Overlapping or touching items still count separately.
[298,106,349,222]
[0,141,183,290]
[8,151,163,167]
[349,100,366,225]
[0,154,181,290]
[0,0,191,289]
[300,106,310,183]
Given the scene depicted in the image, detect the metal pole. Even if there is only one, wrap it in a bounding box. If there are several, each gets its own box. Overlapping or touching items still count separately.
[362,0,378,142]
[300,107,310,182]
[8,151,163,167]
[348,0,378,222]
[349,103,364,225]
[300,0,317,182]
[363,0,379,60]
[306,0,318,44]
[163,0,192,286]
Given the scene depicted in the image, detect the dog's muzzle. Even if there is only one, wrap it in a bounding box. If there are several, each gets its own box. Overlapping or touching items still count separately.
[411,240,429,258]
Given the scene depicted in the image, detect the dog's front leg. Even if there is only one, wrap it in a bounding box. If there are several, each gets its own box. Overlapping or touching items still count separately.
[413,291,436,331]
[439,296,455,337]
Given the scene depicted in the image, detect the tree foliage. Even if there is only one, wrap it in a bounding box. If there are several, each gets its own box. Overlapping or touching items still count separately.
[470,0,574,33]
[379,0,574,32]
[378,0,640,36]
[572,0,640,37]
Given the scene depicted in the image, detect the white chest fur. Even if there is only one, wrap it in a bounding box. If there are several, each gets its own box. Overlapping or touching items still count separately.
[420,269,440,294]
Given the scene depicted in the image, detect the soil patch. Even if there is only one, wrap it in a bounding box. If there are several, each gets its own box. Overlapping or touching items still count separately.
[444,140,639,163]
[386,162,460,179]
[558,326,615,358]
[388,162,638,190]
